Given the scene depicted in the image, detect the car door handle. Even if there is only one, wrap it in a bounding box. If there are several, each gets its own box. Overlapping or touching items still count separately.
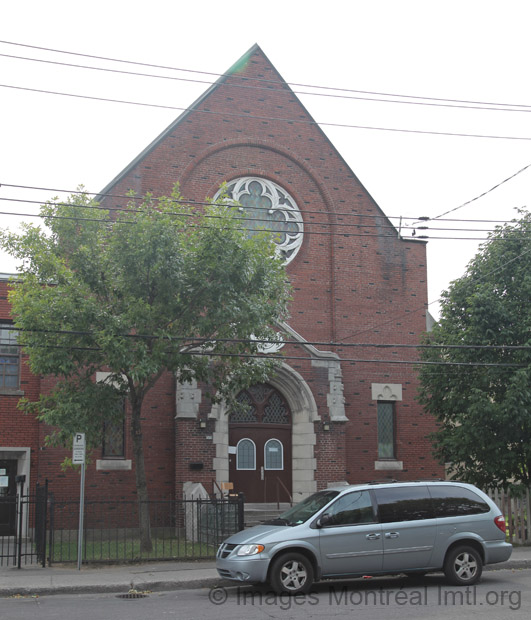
[366,533,381,540]
[385,532,400,539]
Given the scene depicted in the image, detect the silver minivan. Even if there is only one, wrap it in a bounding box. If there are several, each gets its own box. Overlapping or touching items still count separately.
[216,481,512,593]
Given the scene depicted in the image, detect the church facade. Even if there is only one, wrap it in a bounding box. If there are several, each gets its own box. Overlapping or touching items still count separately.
[0,46,443,522]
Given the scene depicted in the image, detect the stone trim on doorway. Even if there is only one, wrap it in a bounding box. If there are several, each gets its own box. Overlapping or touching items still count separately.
[210,363,319,503]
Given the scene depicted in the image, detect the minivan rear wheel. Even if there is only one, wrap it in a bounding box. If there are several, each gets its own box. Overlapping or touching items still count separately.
[270,552,314,594]
[444,545,483,585]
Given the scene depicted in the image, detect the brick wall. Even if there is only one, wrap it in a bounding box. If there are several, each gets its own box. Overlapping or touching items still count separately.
[1,45,444,504]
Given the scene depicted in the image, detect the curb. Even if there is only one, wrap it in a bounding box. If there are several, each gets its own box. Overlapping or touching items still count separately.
[2,562,530,598]
[0,577,229,598]
[486,559,531,571]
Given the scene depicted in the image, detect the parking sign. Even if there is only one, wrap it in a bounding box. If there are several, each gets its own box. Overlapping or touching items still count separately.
[72,433,86,464]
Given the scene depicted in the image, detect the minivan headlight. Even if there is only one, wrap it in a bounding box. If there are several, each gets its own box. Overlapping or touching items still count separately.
[237,544,265,556]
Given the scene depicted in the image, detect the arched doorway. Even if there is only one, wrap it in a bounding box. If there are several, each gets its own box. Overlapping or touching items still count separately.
[229,383,292,503]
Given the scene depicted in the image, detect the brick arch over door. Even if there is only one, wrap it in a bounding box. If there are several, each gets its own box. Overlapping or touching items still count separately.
[212,363,319,502]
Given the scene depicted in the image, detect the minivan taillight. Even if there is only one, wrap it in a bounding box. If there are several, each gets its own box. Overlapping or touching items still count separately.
[494,515,506,533]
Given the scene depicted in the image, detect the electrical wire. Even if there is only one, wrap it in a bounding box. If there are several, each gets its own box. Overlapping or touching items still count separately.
[424,163,531,222]
[6,325,530,351]
[1,46,528,369]
[0,195,521,239]
[1,182,520,224]
[3,50,531,115]
[2,83,531,142]
[0,195,509,233]
[1,177,528,240]
[2,39,531,112]
[6,342,525,368]
[2,203,529,241]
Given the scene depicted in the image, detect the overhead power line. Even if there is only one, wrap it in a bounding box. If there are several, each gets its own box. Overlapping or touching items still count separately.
[3,50,531,115]
[0,193,516,235]
[1,200,528,242]
[2,83,531,142]
[9,343,525,369]
[8,325,531,351]
[0,182,520,225]
[424,163,531,222]
[2,39,531,112]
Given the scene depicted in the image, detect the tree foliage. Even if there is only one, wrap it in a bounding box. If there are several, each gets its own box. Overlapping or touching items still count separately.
[1,185,291,548]
[418,210,531,490]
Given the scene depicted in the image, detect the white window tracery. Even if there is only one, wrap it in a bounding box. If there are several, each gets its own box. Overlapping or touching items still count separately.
[214,177,304,264]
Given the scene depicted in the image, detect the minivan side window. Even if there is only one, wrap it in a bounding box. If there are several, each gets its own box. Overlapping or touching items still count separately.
[429,485,490,517]
[374,486,434,522]
[324,490,375,526]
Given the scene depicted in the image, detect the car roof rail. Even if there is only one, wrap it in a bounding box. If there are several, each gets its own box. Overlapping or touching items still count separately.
[366,479,398,485]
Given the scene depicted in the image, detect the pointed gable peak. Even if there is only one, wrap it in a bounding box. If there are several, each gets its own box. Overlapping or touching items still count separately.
[225,43,262,75]
[219,43,288,90]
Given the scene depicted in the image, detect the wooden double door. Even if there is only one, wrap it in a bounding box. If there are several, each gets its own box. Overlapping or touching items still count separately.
[228,384,292,503]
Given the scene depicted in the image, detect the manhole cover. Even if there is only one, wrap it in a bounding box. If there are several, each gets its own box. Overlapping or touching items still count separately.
[116,592,149,599]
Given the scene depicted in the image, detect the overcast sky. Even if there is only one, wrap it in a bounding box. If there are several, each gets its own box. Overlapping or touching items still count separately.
[1,0,530,319]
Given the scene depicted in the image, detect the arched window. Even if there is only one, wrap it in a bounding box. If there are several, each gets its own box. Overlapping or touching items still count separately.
[214,177,304,264]
[236,438,256,470]
[264,438,283,470]
[229,384,291,426]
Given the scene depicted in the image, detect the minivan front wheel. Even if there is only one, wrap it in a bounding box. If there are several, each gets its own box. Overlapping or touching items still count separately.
[444,545,483,585]
[270,552,314,594]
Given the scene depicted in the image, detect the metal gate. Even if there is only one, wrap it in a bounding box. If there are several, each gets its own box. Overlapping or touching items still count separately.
[0,480,48,568]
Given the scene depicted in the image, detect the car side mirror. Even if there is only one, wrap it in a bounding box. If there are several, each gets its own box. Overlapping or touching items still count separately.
[316,513,333,528]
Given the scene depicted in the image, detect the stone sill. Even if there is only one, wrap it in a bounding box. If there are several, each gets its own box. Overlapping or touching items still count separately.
[96,459,132,471]
[374,460,404,471]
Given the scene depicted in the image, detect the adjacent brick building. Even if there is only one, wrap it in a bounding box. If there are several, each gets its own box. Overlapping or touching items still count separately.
[0,45,443,527]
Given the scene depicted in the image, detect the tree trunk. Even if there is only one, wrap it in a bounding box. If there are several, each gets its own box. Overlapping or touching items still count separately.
[130,399,152,552]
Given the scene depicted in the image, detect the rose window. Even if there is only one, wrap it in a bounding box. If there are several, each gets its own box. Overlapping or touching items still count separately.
[214,177,304,264]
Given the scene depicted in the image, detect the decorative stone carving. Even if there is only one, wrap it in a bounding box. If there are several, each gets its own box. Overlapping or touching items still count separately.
[371,383,403,402]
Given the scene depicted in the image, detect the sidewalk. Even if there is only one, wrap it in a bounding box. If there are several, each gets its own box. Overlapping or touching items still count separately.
[1,547,531,598]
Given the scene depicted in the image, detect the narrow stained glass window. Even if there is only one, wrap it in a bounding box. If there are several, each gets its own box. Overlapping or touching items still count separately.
[103,400,125,458]
[377,402,395,459]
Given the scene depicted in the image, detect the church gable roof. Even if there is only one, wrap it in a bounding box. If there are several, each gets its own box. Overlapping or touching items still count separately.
[98,44,406,238]
[100,44,368,197]
[98,44,280,198]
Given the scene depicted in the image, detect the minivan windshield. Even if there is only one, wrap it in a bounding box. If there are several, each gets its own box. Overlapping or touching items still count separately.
[265,490,340,526]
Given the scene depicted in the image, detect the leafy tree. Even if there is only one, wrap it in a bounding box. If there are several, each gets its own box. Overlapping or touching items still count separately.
[418,210,531,491]
[1,186,291,550]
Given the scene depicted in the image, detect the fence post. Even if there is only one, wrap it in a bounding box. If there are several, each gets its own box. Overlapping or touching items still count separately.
[48,494,55,567]
[527,487,530,544]
[237,492,245,531]
[15,475,26,569]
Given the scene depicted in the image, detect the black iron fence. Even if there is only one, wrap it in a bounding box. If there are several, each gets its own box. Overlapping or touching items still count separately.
[0,481,48,568]
[1,488,244,567]
[48,495,244,565]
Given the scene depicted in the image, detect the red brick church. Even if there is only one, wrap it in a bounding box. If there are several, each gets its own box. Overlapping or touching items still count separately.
[0,45,443,528]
